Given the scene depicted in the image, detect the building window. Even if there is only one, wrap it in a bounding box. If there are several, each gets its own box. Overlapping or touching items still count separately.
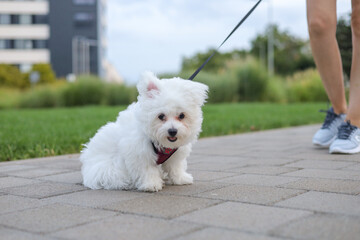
[73,0,95,5]
[74,12,94,27]
[14,39,33,49]
[19,15,32,25]
[0,40,11,49]
[0,14,11,24]
[33,39,47,49]
[32,15,47,24]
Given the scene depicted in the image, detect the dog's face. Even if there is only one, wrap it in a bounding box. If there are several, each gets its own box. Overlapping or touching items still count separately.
[136,72,208,148]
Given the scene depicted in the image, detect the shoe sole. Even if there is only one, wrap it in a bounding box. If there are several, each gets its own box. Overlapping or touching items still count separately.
[313,136,336,148]
[330,145,360,154]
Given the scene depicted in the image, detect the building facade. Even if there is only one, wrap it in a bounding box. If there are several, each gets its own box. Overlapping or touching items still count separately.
[0,0,106,78]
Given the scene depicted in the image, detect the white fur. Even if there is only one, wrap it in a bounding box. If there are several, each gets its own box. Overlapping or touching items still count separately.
[80,72,208,192]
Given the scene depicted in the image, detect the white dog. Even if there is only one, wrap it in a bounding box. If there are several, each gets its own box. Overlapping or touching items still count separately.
[80,72,208,192]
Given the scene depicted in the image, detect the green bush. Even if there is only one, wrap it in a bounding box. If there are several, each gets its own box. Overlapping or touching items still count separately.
[104,83,137,105]
[18,85,60,108]
[60,75,105,106]
[263,76,287,103]
[0,64,29,88]
[177,71,239,103]
[0,87,22,108]
[287,69,328,102]
[232,59,269,101]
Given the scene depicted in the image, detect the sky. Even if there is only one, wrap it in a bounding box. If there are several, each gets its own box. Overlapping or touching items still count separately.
[106,0,352,84]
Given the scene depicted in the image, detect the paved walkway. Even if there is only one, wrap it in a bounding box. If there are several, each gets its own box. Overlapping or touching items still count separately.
[0,124,360,240]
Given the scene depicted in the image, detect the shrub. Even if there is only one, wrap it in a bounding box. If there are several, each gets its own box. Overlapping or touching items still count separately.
[178,71,239,103]
[0,64,29,88]
[263,76,287,103]
[18,85,61,108]
[232,59,269,101]
[60,75,105,106]
[0,87,22,108]
[287,69,328,102]
[104,83,137,105]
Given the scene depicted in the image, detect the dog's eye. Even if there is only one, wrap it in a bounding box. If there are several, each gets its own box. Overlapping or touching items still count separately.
[158,113,166,121]
[179,113,185,120]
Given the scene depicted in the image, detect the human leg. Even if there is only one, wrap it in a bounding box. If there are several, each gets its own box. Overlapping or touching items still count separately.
[307,0,347,114]
[329,0,360,154]
[347,0,360,127]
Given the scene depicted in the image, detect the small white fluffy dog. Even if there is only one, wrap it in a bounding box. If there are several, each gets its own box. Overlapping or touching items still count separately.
[80,72,208,192]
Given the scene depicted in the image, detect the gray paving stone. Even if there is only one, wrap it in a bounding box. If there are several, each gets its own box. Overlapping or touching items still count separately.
[284,160,354,170]
[46,189,147,208]
[51,214,201,240]
[227,166,299,175]
[177,202,312,233]
[0,164,36,173]
[341,163,360,171]
[0,226,58,240]
[1,181,85,199]
[271,214,360,240]
[196,184,305,205]
[6,167,72,178]
[29,159,81,170]
[189,170,238,181]
[37,171,82,184]
[0,203,116,233]
[188,161,247,171]
[283,169,360,181]
[276,191,360,216]
[159,181,231,196]
[216,174,300,187]
[280,178,360,195]
[238,157,299,166]
[174,227,283,240]
[0,176,42,189]
[103,194,221,219]
[0,195,46,215]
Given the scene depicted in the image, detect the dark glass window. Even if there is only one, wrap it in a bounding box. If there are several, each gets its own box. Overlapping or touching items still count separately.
[11,15,19,24]
[33,40,48,49]
[74,12,94,27]
[73,0,95,5]
[32,15,47,24]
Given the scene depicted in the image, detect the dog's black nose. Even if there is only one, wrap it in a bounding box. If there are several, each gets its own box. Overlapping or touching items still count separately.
[168,128,178,137]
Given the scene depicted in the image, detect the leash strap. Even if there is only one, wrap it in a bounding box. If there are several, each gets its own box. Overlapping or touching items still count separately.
[188,0,263,80]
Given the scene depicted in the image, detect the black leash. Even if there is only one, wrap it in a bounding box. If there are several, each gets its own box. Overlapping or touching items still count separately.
[188,0,263,81]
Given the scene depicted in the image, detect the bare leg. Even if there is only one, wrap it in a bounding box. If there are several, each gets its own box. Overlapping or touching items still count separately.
[306,0,347,114]
[347,0,360,127]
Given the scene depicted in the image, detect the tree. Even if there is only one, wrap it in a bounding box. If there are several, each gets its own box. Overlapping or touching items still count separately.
[181,49,248,74]
[336,14,352,78]
[0,64,29,88]
[28,64,56,84]
[250,24,315,76]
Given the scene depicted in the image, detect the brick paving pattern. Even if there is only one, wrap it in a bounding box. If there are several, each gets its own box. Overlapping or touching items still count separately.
[0,124,359,240]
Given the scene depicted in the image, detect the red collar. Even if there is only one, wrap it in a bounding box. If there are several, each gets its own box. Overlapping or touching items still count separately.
[152,142,178,165]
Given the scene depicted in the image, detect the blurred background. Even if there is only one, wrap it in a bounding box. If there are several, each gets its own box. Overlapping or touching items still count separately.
[0,0,354,161]
[0,0,352,107]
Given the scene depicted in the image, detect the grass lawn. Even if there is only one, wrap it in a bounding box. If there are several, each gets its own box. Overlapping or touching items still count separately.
[0,102,327,161]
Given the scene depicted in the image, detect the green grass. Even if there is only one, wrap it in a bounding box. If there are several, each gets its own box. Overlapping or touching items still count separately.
[0,103,327,161]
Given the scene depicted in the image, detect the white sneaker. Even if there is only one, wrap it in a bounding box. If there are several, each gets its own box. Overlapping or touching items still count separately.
[312,108,346,147]
[329,121,360,154]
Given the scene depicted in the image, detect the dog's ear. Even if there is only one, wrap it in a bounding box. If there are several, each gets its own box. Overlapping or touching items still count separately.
[187,81,209,106]
[137,71,161,98]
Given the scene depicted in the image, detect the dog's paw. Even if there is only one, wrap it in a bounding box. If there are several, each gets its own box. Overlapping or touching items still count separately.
[171,172,193,185]
[138,179,164,192]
